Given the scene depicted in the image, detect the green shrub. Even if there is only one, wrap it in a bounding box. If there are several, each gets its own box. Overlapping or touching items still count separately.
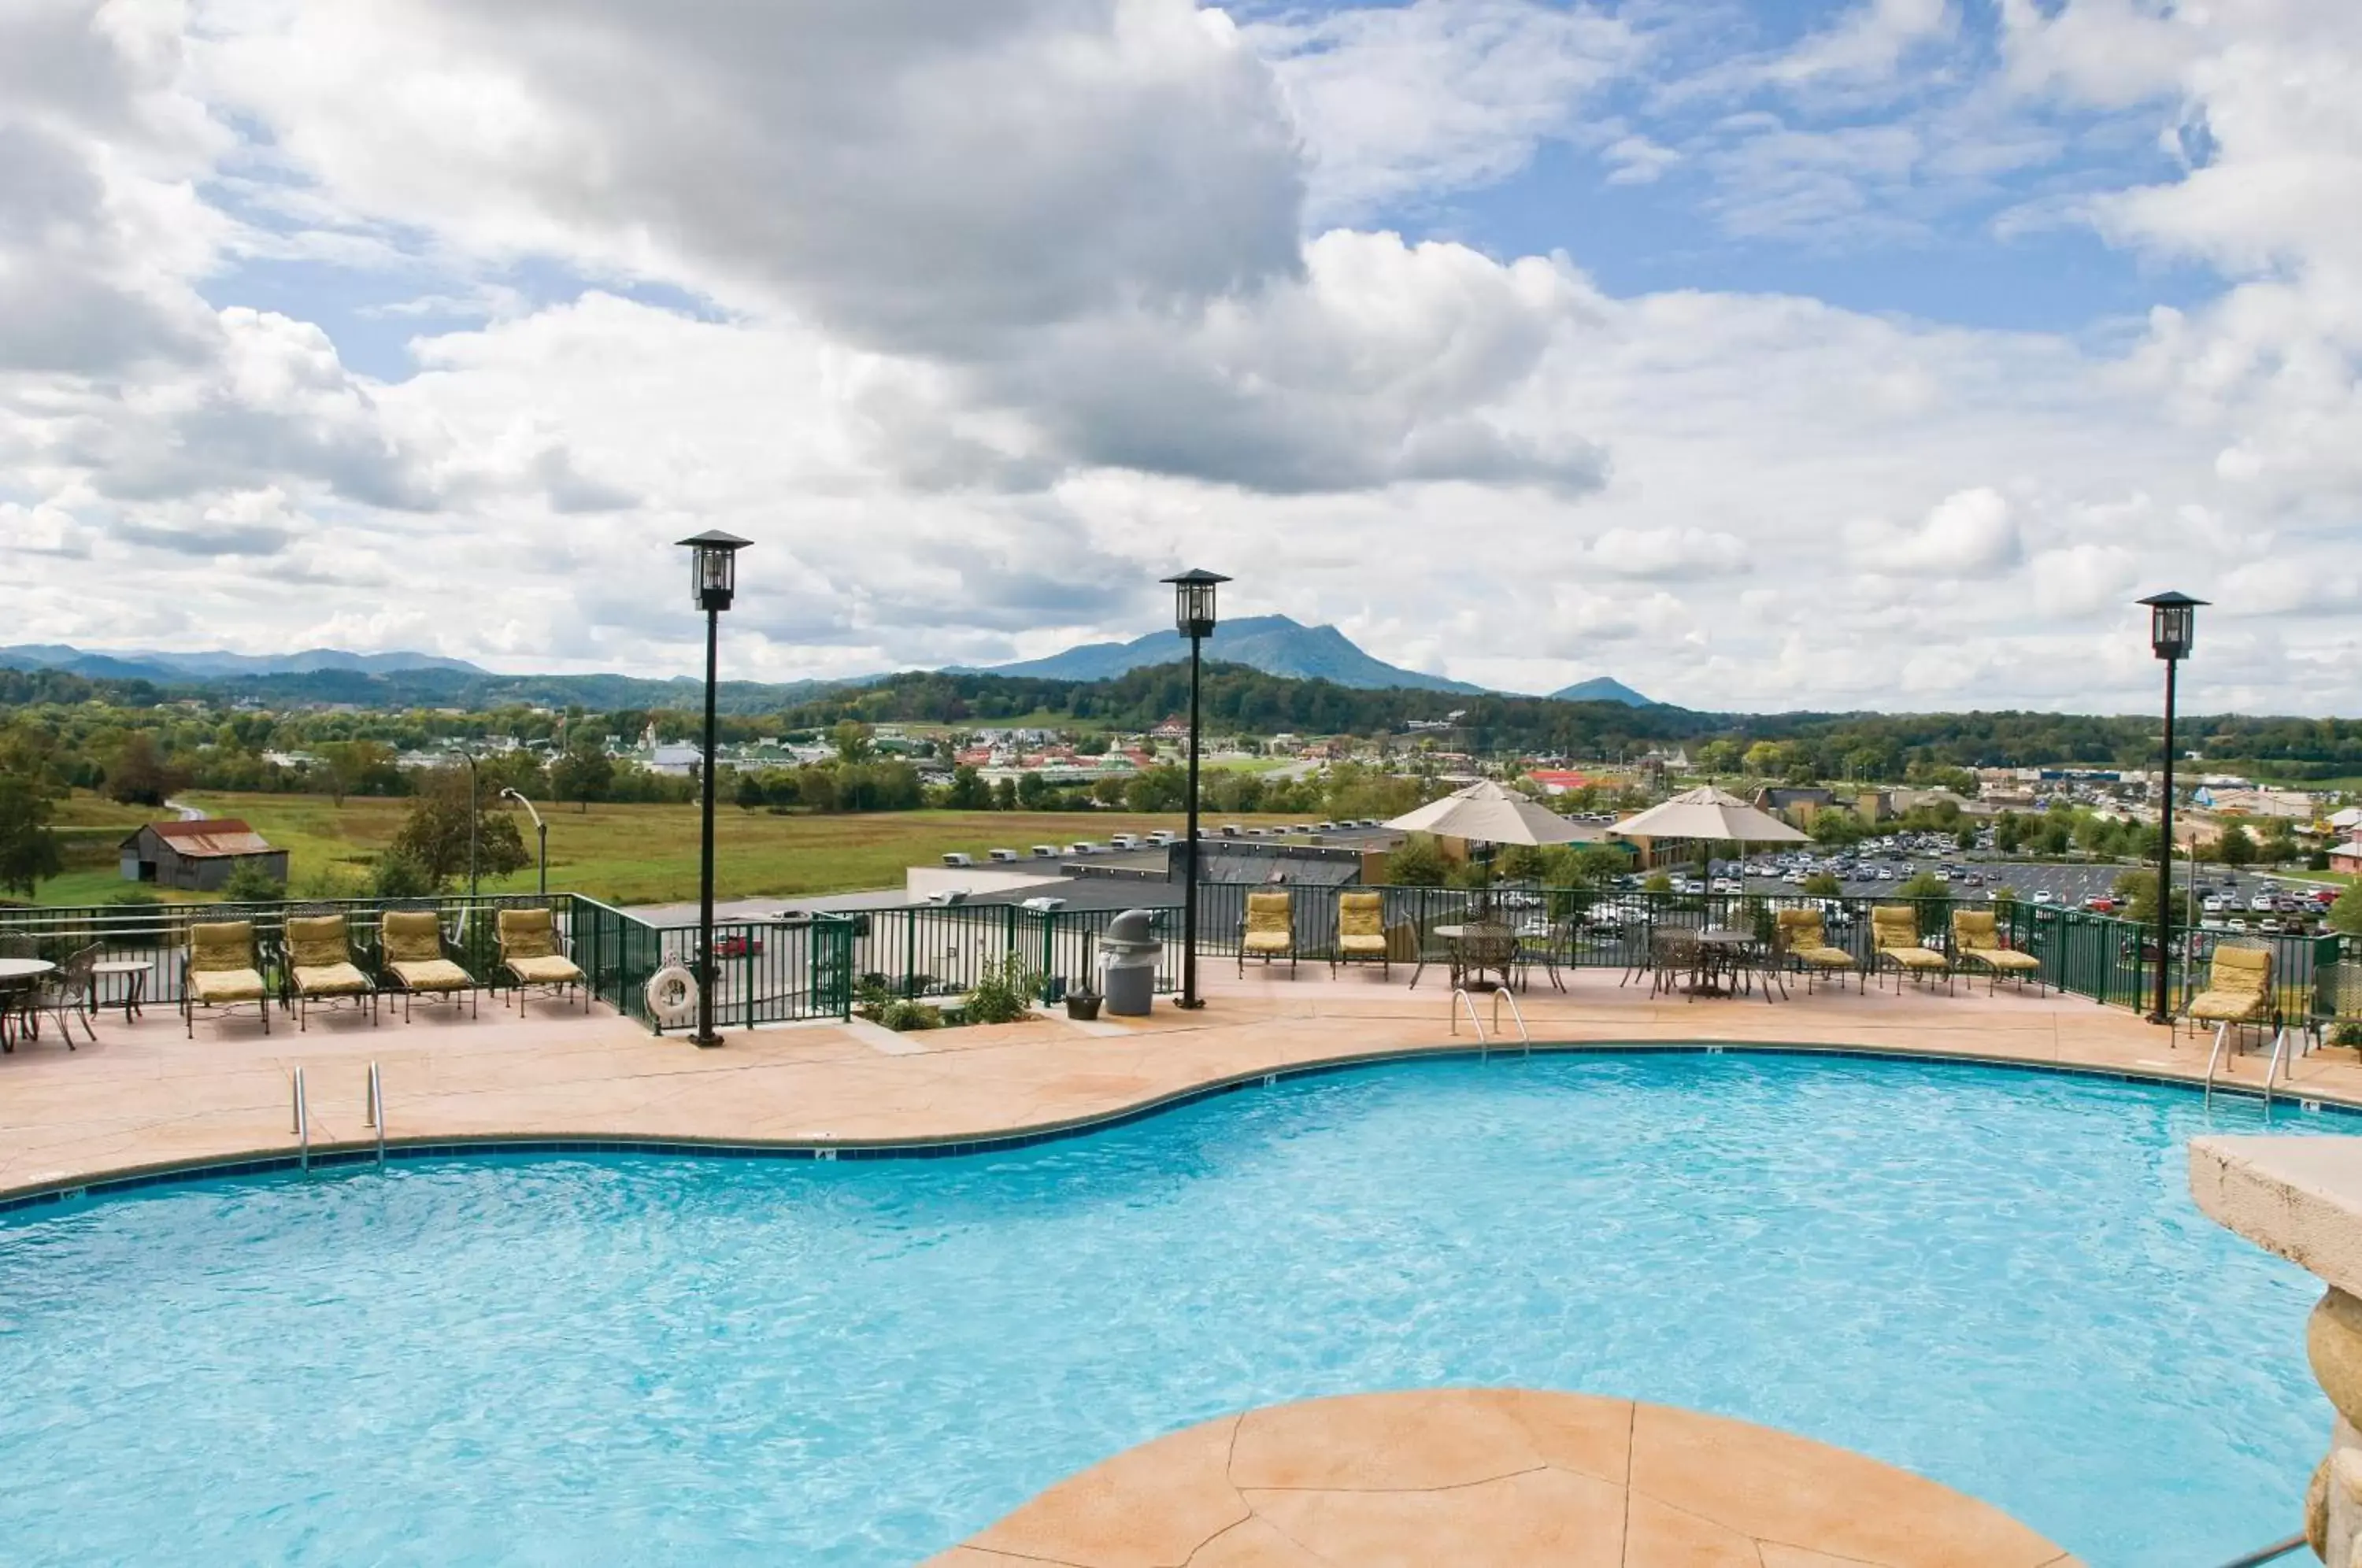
[217,860,288,903]
[1383,837,1450,887]
[878,998,942,1032]
[963,952,1043,1024]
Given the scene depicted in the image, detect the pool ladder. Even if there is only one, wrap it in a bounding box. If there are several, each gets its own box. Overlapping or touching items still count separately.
[2203,1023,2299,1111]
[288,1061,386,1173]
[1449,986,1531,1060]
[2209,1533,2305,1567]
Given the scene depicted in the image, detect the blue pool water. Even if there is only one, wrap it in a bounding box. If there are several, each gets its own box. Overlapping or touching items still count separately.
[0,1053,2334,1565]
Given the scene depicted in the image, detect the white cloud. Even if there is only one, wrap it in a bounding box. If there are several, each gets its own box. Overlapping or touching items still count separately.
[1850,487,2022,575]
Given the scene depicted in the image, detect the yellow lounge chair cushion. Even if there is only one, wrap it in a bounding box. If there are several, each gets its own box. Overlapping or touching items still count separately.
[508,953,584,986]
[1964,949,2042,973]
[293,962,371,996]
[1795,945,1854,968]
[285,916,350,971]
[1337,934,1388,956]
[392,959,473,993]
[191,921,255,973]
[2189,989,2269,1022]
[381,912,446,966]
[191,967,267,1004]
[498,908,560,960]
[1243,932,1294,955]
[1880,946,1949,970]
[1337,893,1383,940]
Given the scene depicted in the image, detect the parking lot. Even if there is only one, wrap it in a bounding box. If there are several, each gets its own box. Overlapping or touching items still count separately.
[1702,854,2331,926]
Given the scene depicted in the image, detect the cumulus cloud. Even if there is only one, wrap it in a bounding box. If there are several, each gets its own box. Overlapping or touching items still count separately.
[1851,487,2022,575]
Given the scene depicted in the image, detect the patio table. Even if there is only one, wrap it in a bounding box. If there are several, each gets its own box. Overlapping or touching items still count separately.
[1431,924,1522,993]
[0,957,57,1052]
[1688,929,1757,997]
[91,958,153,1023]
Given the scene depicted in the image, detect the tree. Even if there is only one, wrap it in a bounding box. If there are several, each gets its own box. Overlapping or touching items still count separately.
[550,732,613,812]
[0,775,63,897]
[1896,870,1950,900]
[1642,871,1673,893]
[368,850,438,899]
[990,776,1018,811]
[2112,867,2160,926]
[1015,771,1050,810]
[2219,823,2256,866]
[1384,837,1451,886]
[733,770,765,811]
[831,721,875,764]
[1801,870,1842,897]
[316,739,397,805]
[217,859,287,902]
[387,769,529,889]
[1954,824,1978,851]
[2331,889,2362,939]
[944,764,990,810]
[103,731,186,807]
[1994,813,2024,854]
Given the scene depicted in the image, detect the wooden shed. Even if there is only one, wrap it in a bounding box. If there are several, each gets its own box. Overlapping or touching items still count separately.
[119,819,290,893]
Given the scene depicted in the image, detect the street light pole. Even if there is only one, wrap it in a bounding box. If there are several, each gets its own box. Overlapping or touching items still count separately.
[462,747,479,902]
[2138,591,2205,1026]
[501,787,548,897]
[679,530,751,1048]
[1163,568,1229,1011]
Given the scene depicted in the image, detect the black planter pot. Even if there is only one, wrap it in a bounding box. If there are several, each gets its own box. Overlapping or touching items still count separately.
[1064,993,1103,1021]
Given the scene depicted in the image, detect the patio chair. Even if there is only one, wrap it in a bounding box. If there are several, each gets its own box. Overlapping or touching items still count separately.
[1949,910,2044,996]
[1870,905,1950,993]
[283,914,378,1031]
[1238,890,1296,977]
[0,932,39,1049]
[1774,908,1857,993]
[377,910,481,1022]
[1452,919,1520,992]
[1648,926,1704,1002]
[28,942,102,1049]
[185,920,271,1037]
[1331,890,1389,978]
[497,908,588,1011]
[2182,943,2274,1045]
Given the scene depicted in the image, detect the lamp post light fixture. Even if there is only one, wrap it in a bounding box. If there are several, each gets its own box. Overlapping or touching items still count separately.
[1161,568,1229,1011]
[458,744,481,902]
[500,787,548,897]
[2138,590,2206,1026]
[679,529,752,1048]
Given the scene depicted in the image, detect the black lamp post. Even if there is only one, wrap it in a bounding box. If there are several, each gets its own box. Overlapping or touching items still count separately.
[460,744,480,900]
[2138,590,2205,1025]
[1162,568,1228,1010]
[679,529,750,1048]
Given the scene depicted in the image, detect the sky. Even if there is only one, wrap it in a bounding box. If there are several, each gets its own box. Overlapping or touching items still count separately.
[2,0,2360,715]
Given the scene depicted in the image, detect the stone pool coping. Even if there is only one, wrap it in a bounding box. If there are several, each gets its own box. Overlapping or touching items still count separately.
[5,972,2356,1211]
[927,1388,2082,1568]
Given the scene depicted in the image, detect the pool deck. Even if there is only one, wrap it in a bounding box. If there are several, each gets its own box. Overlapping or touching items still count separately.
[2,966,2353,1204]
[930,1389,2079,1568]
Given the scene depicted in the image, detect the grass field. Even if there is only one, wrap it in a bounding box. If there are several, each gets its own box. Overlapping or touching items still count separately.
[39,793,1303,908]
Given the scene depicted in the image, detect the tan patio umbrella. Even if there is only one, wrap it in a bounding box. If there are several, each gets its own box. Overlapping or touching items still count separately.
[1611,785,1809,887]
[1385,780,1610,847]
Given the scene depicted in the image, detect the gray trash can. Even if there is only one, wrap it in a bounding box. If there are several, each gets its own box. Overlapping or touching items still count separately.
[1098,908,1161,1016]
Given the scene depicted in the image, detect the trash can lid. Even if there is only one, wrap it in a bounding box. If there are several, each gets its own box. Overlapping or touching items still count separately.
[1103,908,1158,948]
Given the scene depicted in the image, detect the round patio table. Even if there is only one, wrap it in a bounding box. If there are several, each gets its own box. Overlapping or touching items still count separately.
[0,957,57,1052]
[91,958,152,1023]
[1687,929,1757,997]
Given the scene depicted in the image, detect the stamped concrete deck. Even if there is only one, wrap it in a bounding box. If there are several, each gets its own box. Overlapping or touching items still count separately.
[930,1389,2079,1568]
[2,965,2353,1203]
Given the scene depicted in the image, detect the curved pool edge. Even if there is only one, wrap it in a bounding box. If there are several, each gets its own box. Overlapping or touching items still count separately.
[4,1034,2349,1218]
[935,1388,2080,1568]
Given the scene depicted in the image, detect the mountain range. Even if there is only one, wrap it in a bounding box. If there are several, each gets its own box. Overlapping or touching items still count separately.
[0,625,1658,708]
[965,614,1656,704]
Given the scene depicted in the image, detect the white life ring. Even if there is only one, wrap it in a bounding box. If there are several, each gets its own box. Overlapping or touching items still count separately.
[646,964,700,1028]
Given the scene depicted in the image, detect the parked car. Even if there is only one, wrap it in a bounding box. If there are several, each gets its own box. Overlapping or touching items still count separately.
[713,934,763,958]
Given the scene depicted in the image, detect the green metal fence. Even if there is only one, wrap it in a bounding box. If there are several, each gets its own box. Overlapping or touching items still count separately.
[571,897,856,1030]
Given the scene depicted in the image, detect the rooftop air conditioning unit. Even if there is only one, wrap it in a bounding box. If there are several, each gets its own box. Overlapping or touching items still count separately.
[1019,897,1066,912]
[1031,845,1059,857]
[988,848,1020,862]
[942,852,975,867]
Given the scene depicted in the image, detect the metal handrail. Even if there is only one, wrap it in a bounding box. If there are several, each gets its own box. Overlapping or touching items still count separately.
[1490,986,1531,1054]
[2264,1027,2291,1111]
[2204,1023,2231,1109]
[290,1067,309,1174]
[364,1061,385,1166]
[1448,988,1487,1048]
[2210,1533,2306,1567]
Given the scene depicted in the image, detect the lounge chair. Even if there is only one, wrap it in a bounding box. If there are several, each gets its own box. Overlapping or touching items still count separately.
[377,911,480,1021]
[185,920,271,1037]
[284,914,377,1030]
[1331,891,1389,978]
[2183,943,2274,1045]
[1870,905,1949,993]
[1238,890,1296,977]
[1950,910,2044,995]
[1774,908,1857,993]
[496,908,587,1011]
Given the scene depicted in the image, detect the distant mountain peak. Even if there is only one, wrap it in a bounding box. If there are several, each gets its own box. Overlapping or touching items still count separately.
[965,614,1489,694]
[1549,675,1657,708]
[0,644,488,681]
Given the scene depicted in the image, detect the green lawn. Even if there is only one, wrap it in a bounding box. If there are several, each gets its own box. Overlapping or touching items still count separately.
[75,793,1304,908]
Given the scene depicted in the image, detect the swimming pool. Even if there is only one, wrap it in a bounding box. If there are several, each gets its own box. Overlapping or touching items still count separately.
[0,1052,2331,1565]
